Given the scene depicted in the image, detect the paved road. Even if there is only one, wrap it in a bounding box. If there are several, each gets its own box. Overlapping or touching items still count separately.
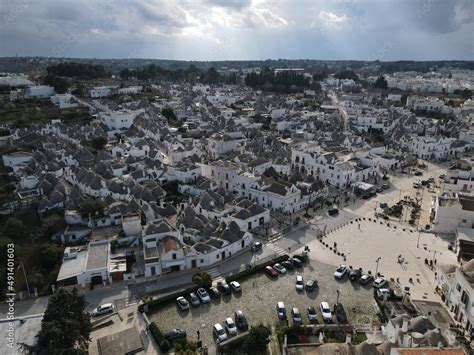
[0,286,129,320]
[329,90,349,131]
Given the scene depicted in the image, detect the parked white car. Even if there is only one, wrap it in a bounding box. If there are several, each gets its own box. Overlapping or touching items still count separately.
[225,317,238,336]
[334,265,348,279]
[373,277,388,289]
[320,302,332,323]
[230,281,241,293]
[91,303,114,316]
[377,288,391,299]
[295,275,304,292]
[197,288,210,303]
[213,323,228,342]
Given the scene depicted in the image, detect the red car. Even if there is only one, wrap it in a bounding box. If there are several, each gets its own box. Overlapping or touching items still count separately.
[265,265,278,277]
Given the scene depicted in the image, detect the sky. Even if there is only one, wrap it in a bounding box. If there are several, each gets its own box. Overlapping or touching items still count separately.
[0,0,473,61]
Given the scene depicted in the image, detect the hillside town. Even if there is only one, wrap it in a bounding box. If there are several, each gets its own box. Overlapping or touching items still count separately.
[0,58,473,355]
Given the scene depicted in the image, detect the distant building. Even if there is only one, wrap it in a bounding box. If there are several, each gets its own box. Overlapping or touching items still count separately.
[50,94,79,109]
[25,85,55,98]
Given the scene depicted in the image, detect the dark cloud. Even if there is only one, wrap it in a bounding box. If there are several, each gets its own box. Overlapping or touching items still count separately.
[0,0,472,60]
[205,0,252,10]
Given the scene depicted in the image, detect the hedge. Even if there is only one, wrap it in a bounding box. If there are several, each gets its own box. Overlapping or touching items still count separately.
[149,321,171,353]
[139,285,196,313]
[225,254,289,283]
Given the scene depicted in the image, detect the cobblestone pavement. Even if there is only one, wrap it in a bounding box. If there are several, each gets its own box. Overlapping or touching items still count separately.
[150,259,380,354]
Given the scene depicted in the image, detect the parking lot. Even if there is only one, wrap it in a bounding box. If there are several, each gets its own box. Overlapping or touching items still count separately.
[149,258,380,351]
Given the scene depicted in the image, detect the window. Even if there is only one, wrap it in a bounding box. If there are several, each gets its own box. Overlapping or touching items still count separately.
[462,219,467,224]
[456,284,462,292]
[172,253,177,260]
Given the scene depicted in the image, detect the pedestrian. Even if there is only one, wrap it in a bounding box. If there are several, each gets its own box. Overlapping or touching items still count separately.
[197,330,200,340]
[358,223,361,230]
[434,259,437,266]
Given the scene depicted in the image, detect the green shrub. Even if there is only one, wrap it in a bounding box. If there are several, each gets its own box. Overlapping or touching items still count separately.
[149,322,164,342]
[149,322,171,352]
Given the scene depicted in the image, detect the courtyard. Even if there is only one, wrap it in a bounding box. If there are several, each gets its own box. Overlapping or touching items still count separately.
[308,219,458,302]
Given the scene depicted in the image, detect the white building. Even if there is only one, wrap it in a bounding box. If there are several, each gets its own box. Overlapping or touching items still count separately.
[192,84,210,94]
[292,149,379,189]
[208,133,244,158]
[100,109,144,130]
[56,241,126,286]
[406,96,444,112]
[443,159,474,193]
[207,94,237,106]
[431,192,474,234]
[406,136,455,160]
[122,213,142,237]
[90,86,113,98]
[142,220,253,278]
[117,86,143,95]
[436,260,474,335]
[50,94,79,109]
[2,151,34,175]
[25,85,55,98]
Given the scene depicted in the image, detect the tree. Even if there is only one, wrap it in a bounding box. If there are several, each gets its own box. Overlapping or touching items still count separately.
[39,244,63,272]
[35,288,91,354]
[460,89,472,100]
[192,271,212,289]
[242,325,271,354]
[43,75,70,94]
[161,107,177,121]
[90,136,107,150]
[1,217,29,242]
[374,75,388,89]
[201,67,220,84]
[79,199,106,218]
[334,69,359,82]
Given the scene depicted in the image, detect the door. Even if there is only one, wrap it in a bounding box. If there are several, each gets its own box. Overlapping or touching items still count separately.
[221,252,225,260]
[191,260,197,268]
[91,275,103,285]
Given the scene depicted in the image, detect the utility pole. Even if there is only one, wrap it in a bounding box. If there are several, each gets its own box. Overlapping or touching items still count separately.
[336,289,340,304]
[375,257,382,276]
[18,262,30,297]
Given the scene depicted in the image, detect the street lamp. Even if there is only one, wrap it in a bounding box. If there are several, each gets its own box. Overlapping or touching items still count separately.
[17,262,30,297]
[375,257,382,276]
